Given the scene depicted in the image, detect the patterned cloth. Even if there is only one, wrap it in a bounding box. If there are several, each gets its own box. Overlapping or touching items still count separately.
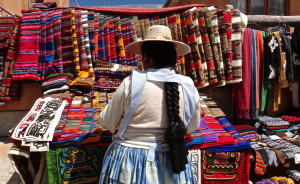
[229,9,242,83]
[197,8,218,85]
[286,170,300,182]
[217,8,233,82]
[201,151,251,184]
[0,17,21,101]
[185,118,218,147]
[13,11,42,81]
[206,117,251,152]
[46,144,108,184]
[188,117,235,149]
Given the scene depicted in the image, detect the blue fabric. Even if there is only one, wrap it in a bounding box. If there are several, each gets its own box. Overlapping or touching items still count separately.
[206,117,251,152]
[100,141,194,184]
[250,29,257,119]
[101,68,197,184]
[185,137,205,147]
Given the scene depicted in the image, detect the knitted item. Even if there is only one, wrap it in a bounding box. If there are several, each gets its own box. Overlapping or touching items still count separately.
[261,134,295,161]
[286,170,300,182]
[254,151,267,175]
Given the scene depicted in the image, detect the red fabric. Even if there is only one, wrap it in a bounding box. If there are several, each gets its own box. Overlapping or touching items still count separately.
[22,4,224,15]
[281,115,300,123]
[201,151,251,184]
[233,124,257,131]
[255,30,263,110]
[261,125,289,130]
[232,28,252,119]
[189,117,235,149]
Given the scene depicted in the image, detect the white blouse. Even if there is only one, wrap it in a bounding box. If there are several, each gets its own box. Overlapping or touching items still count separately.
[98,76,201,142]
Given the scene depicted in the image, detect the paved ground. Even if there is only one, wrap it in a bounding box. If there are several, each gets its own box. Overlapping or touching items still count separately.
[0,137,22,184]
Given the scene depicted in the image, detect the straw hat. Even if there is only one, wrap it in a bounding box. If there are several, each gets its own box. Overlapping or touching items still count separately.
[125,25,190,56]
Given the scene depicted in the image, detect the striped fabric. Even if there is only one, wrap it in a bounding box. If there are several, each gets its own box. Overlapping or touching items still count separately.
[217,8,233,82]
[181,11,197,84]
[191,9,208,87]
[207,6,225,86]
[13,11,42,81]
[76,10,89,71]
[184,9,207,87]
[188,117,235,149]
[61,9,74,66]
[0,17,21,101]
[71,9,80,72]
[81,10,93,72]
[228,9,243,83]
[205,117,251,152]
[197,8,218,85]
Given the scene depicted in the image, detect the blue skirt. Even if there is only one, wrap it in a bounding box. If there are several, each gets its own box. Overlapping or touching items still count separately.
[99,140,195,184]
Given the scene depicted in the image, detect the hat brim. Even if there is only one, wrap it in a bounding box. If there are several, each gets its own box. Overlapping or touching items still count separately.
[125,39,191,56]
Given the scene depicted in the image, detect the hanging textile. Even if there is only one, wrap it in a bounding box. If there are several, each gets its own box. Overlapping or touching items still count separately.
[13,12,42,81]
[232,28,252,119]
[0,16,21,102]
[228,9,243,83]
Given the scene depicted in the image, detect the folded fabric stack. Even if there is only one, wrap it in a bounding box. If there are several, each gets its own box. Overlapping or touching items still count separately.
[185,118,218,147]
[286,170,300,183]
[256,116,290,133]
[281,115,300,132]
[52,105,112,146]
[234,124,259,141]
[206,117,251,152]
[188,117,235,150]
[42,73,74,95]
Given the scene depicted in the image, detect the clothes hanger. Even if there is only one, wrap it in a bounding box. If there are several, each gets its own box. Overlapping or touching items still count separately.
[0,5,15,17]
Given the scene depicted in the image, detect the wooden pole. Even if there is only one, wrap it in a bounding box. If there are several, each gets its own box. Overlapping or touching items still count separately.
[247,15,300,27]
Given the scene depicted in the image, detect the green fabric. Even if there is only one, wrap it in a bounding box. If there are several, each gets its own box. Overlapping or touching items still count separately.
[260,31,272,114]
[46,144,108,184]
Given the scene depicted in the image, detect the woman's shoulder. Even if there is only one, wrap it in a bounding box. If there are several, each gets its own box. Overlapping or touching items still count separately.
[176,74,194,83]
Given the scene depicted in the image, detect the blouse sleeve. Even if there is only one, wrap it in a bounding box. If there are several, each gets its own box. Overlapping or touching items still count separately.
[98,77,130,133]
[187,87,201,133]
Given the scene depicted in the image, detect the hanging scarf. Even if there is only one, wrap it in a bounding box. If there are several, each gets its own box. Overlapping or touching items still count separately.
[232,28,251,119]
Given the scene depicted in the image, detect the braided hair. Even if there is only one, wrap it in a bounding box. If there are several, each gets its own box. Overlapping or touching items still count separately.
[141,41,189,174]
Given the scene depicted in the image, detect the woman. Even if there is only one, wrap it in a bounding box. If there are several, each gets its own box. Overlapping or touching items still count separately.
[98,25,200,184]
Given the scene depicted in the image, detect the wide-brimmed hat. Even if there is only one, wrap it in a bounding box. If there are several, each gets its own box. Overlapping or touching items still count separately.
[125,25,190,56]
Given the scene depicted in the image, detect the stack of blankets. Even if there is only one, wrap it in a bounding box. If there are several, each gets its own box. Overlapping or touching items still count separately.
[256,115,300,133]
[234,124,259,141]
[256,116,290,133]
[185,117,251,152]
[42,73,74,95]
[281,115,300,132]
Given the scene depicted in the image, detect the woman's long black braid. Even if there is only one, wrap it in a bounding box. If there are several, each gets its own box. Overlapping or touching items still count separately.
[164,82,189,174]
[141,41,189,174]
